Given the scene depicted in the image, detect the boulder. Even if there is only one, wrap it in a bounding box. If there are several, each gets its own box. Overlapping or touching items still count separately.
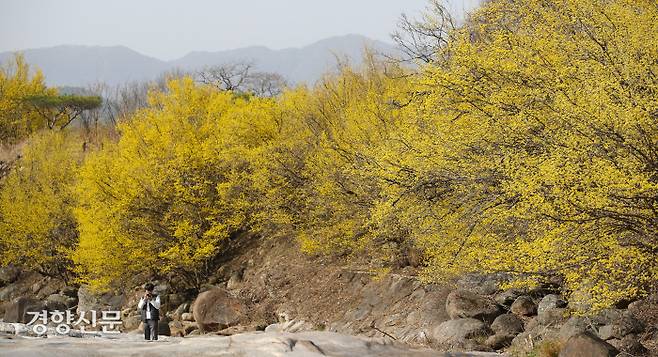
[35,280,61,300]
[598,320,643,341]
[485,333,514,350]
[60,286,78,298]
[192,288,246,332]
[65,297,78,309]
[511,295,536,316]
[538,308,568,326]
[538,294,567,315]
[0,265,20,286]
[594,310,643,340]
[607,334,648,355]
[226,270,244,290]
[0,283,18,302]
[45,294,69,312]
[77,285,125,315]
[494,289,525,306]
[455,273,508,296]
[559,316,593,341]
[511,325,560,354]
[559,332,619,357]
[432,318,491,347]
[445,290,502,322]
[491,314,524,337]
[3,297,46,323]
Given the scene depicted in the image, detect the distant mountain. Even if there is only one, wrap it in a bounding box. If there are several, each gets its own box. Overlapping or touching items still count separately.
[0,35,399,87]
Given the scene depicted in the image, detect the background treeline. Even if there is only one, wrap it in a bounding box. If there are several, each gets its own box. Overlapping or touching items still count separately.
[1,0,657,312]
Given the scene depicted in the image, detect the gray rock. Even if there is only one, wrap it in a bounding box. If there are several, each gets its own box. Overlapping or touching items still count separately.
[0,265,20,286]
[538,294,567,315]
[485,333,514,350]
[456,273,508,296]
[226,270,244,290]
[593,309,643,340]
[510,295,536,316]
[559,316,593,341]
[607,334,648,355]
[45,294,69,312]
[538,308,568,325]
[35,280,60,300]
[445,290,502,322]
[494,289,525,306]
[77,285,125,315]
[3,297,46,323]
[0,283,18,302]
[511,325,560,355]
[65,297,78,308]
[60,286,78,298]
[490,314,524,336]
[558,332,619,357]
[432,318,491,346]
[598,317,643,340]
[592,308,625,325]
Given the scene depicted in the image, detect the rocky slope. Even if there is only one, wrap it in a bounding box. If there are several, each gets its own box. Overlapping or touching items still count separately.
[1,234,657,356]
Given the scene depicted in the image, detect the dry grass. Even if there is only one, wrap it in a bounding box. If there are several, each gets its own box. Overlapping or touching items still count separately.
[535,339,563,357]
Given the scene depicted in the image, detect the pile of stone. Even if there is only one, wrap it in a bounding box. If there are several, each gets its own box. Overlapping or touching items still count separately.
[429,274,650,356]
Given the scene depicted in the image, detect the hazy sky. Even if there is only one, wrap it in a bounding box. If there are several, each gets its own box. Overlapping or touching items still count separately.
[0,0,481,60]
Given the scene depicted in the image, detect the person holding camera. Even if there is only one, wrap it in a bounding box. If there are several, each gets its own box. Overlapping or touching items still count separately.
[137,283,161,341]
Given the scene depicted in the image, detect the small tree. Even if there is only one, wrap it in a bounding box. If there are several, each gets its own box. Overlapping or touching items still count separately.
[25,94,102,130]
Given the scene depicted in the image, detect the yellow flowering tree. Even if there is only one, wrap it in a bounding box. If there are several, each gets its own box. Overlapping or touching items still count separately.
[73,78,281,290]
[0,54,55,144]
[0,131,83,281]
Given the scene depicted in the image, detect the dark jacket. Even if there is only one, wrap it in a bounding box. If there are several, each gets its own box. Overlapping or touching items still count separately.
[139,294,160,322]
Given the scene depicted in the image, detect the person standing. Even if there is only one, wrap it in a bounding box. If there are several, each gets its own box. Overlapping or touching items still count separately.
[137,282,161,341]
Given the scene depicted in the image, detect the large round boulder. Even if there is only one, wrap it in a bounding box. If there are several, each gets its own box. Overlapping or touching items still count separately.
[538,294,567,315]
[510,295,536,316]
[192,288,246,332]
[445,290,502,322]
[559,332,619,357]
[432,318,491,349]
[491,314,524,337]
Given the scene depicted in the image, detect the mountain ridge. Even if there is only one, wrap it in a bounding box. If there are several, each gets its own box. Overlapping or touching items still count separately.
[0,34,399,87]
